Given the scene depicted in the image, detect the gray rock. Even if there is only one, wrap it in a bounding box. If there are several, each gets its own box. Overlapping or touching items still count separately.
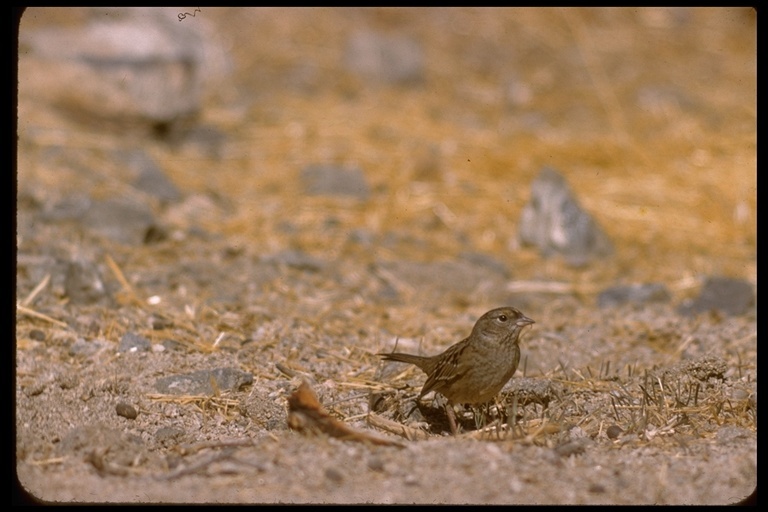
[81,198,156,244]
[116,150,181,202]
[43,193,160,245]
[68,338,110,358]
[598,283,671,308]
[118,332,152,353]
[20,8,230,129]
[678,276,755,316]
[42,195,92,222]
[344,30,424,85]
[517,167,613,267]
[263,249,326,272]
[154,367,253,395]
[301,165,371,200]
[64,260,109,305]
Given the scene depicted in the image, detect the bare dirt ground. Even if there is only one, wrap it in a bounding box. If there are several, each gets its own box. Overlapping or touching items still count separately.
[15,8,756,504]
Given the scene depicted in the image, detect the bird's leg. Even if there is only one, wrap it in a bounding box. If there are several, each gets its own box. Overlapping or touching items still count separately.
[445,402,459,435]
[475,402,496,431]
[493,396,506,426]
[506,394,519,434]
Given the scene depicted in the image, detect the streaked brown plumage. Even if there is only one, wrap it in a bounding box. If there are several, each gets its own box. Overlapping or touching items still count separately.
[379,306,534,433]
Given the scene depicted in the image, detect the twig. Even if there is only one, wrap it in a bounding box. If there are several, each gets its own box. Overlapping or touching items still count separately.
[16,304,70,328]
[157,448,239,481]
[212,332,226,348]
[21,273,50,307]
[333,380,392,392]
[275,362,317,385]
[28,457,66,466]
[367,412,431,441]
[288,381,404,447]
[175,438,255,456]
[145,393,240,409]
[105,254,134,294]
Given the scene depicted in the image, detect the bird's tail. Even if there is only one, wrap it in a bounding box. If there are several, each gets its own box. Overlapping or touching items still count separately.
[378,352,431,372]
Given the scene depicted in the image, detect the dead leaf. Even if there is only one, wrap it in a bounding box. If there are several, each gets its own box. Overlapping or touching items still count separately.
[287,381,403,448]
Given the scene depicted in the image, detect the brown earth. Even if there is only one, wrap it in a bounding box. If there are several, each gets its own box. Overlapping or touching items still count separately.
[15,7,756,504]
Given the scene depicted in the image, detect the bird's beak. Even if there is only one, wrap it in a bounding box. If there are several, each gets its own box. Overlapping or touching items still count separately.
[517,316,535,327]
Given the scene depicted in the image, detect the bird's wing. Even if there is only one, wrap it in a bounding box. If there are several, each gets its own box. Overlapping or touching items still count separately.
[420,338,472,398]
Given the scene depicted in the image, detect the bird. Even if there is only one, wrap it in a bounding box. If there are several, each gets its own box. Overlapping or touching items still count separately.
[378,306,534,434]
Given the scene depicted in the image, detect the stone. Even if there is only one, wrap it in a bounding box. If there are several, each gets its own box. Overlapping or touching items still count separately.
[517,167,613,267]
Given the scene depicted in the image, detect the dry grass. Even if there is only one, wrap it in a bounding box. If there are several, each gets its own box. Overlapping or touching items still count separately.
[368,351,754,445]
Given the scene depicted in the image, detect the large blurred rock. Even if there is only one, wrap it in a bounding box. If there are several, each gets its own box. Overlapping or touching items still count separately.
[20,8,231,132]
[678,276,755,317]
[597,283,671,308]
[517,167,613,267]
[115,149,182,202]
[81,198,157,245]
[301,164,371,200]
[64,258,111,305]
[344,30,424,85]
[154,367,253,395]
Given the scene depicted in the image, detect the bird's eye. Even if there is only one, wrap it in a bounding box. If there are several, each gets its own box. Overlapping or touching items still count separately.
[498,314,508,322]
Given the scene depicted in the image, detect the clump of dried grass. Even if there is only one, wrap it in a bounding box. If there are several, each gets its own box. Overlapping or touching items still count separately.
[147,393,242,422]
[368,353,755,447]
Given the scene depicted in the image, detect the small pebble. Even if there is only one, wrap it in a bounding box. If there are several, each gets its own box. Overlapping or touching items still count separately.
[606,425,624,440]
[324,467,344,483]
[29,329,46,341]
[24,381,47,397]
[116,402,138,420]
[367,456,385,472]
[404,473,420,486]
[589,483,607,494]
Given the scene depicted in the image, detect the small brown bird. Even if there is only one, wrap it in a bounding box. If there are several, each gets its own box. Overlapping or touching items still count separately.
[379,306,534,434]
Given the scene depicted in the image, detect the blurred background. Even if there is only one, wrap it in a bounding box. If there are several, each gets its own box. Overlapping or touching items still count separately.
[18,7,756,292]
